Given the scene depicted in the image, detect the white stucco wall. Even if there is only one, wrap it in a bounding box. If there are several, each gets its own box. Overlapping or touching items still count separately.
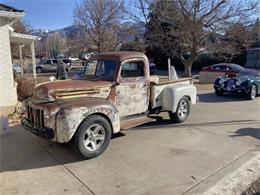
[0,25,17,112]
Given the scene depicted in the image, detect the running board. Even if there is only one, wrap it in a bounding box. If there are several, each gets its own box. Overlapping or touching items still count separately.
[120,116,156,130]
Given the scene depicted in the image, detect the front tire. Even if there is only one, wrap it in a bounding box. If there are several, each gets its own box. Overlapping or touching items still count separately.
[247,85,257,100]
[72,115,112,159]
[215,89,224,96]
[168,97,190,123]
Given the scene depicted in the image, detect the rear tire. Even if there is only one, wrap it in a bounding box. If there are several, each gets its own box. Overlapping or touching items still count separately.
[247,85,257,100]
[168,97,190,123]
[72,115,112,159]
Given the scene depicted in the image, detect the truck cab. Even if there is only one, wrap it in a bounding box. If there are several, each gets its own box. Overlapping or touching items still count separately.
[22,51,197,159]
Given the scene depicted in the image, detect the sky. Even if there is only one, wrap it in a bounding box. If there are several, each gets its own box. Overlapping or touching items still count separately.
[0,0,76,30]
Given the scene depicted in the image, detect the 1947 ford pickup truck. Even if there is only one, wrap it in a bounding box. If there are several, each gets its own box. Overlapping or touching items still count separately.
[21,51,197,159]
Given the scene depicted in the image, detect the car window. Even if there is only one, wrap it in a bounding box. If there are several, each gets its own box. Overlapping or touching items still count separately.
[52,60,58,64]
[213,65,227,71]
[121,61,145,78]
[44,60,51,64]
[63,59,70,63]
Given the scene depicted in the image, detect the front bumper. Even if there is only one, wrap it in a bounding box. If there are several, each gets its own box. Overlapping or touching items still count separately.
[21,119,54,139]
[214,85,249,94]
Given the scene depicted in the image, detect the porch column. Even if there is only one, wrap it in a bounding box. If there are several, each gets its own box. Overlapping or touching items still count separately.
[31,41,36,78]
[19,44,24,76]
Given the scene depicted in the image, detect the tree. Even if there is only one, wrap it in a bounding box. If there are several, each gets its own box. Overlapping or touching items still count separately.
[35,33,65,58]
[144,0,258,76]
[74,0,124,53]
[11,20,31,58]
[46,33,65,57]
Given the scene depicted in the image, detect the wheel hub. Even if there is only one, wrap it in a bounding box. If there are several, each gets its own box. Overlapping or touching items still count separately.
[83,124,106,152]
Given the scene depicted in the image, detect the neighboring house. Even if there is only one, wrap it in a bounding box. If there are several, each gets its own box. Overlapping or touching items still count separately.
[0,4,38,115]
[245,48,260,69]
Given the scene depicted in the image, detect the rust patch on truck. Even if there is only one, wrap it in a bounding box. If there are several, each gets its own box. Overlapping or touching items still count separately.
[54,98,120,143]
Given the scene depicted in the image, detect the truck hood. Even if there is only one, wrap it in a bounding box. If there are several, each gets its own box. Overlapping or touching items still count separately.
[34,80,113,101]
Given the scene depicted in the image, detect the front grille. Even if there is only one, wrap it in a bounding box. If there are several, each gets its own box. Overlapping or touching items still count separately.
[27,106,44,128]
[227,80,235,89]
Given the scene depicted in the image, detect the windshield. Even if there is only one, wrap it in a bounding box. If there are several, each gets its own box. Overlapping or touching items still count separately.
[238,69,260,76]
[84,60,117,81]
[229,64,244,71]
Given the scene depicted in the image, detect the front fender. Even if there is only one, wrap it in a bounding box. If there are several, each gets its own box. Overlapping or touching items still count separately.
[55,98,120,143]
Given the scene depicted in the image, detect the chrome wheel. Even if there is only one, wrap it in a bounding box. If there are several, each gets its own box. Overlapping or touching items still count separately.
[251,85,257,99]
[177,99,188,119]
[83,124,106,152]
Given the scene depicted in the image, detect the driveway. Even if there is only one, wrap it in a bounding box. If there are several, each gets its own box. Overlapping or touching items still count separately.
[0,90,259,195]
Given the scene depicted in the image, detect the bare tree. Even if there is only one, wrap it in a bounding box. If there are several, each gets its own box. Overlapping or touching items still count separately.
[11,20,31,58]
[143,0,258,76]
[35,33,65,58]
[212,22,257,62]
[124,0,154,26]
[46,33,65,57]
[74,0,124,53]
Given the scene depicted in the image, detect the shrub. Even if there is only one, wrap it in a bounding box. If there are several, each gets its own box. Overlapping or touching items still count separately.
[15,77,48,101]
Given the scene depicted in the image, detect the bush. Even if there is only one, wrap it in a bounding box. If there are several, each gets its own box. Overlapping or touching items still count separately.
[15,77,48,101]
[15,77,36,101]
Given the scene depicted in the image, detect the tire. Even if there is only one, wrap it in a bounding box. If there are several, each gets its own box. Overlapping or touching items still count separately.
[36,67,43,73]
[215,89,223,96]
[168,97,190,123]
[72,115,112,159]
[247,85,257,100]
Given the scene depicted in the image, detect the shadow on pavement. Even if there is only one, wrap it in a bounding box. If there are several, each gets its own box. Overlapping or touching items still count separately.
[0,125,125,172]
[198,92,247,103]
[132,117,259,130]
[230,127,260,140]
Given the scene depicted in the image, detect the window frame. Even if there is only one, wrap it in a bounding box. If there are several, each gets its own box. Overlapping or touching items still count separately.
[118,58,147,83]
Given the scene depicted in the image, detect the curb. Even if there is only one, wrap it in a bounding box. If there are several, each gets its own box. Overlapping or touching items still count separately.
[183,148,260,195]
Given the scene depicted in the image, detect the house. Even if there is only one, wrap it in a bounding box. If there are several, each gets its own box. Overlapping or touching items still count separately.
[0,4,38,115]
[245,48,260,69]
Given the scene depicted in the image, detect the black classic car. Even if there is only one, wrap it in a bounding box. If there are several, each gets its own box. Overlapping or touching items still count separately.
[214,69,260,100]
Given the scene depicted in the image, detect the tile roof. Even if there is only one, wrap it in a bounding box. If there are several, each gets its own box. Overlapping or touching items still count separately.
[0,4,24,13]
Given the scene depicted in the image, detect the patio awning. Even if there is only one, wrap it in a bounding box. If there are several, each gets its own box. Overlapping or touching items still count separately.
[10,32,39,43]
[9,32,40,78]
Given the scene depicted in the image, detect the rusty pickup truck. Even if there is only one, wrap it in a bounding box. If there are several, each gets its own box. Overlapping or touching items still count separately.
[21,51,197,159]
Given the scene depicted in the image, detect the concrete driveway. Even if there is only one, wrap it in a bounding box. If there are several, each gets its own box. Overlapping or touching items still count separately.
[1,90,259,195]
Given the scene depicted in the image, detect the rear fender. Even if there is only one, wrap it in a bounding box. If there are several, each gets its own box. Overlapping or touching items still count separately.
[162,84,197,113]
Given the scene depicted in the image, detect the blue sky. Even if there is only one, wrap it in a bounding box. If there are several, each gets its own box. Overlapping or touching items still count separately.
[0,0,76,30]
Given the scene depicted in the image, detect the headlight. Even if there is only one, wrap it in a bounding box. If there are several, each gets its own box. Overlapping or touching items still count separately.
[44,111,51,123]
[219,79,224,84]
[20,102,27,116]
[236,80,241,86]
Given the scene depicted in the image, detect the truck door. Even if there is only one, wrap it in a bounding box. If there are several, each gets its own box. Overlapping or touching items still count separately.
[115,59,149,117]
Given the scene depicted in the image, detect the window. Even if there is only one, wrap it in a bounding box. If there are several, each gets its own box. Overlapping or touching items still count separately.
[121,61,144,78]
[63,59,70,64]
[213,65,227,71]
[84,60,117,81]
[44,60,51,64]
[52,60,58,64]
